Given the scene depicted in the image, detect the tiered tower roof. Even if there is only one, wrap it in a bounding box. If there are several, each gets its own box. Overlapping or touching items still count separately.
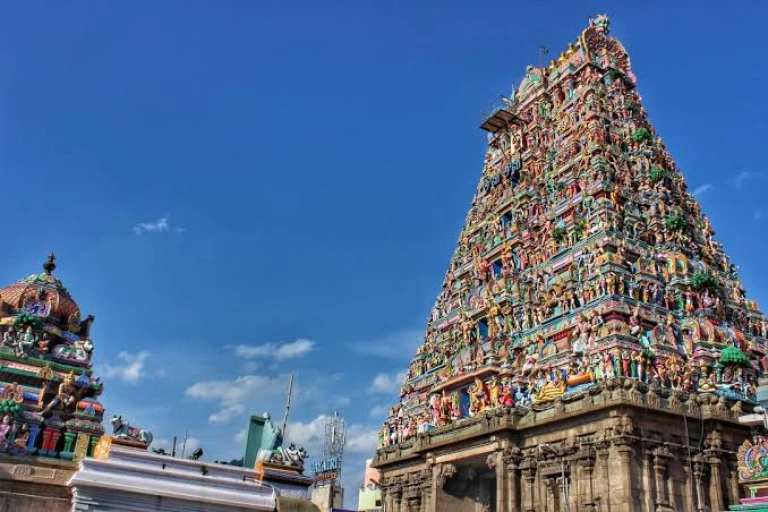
[0,254,89,334]
[378,15,767,449]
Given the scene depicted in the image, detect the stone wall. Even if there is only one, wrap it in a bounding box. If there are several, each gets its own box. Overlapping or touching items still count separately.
[0,479,70,512]
[375,387,748,512]
[0,456,74,512]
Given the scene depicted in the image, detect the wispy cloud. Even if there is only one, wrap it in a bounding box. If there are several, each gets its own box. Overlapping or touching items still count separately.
[345,425,379,454]
[369,404,390,418]
[102,350,152,383]
[228,339,315,361]
[734,170,757,187]
[347,328,422,359]
[208,404,246,425]
[692,184,714,197]
[367,371,407,394]
[186,374,286,424]
[132,215,185,235]
[234,428,247,444]
[332,396,351,408]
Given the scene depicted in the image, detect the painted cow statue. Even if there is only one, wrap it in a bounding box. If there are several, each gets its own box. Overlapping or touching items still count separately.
[256,443,308,469]
[110,415,153,445]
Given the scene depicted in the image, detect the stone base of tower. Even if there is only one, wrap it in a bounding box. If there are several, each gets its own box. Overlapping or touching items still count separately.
[374,379,747,512]
[0,455,74,512]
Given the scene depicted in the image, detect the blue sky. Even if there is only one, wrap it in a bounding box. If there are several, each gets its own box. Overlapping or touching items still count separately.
[1,1,767,506]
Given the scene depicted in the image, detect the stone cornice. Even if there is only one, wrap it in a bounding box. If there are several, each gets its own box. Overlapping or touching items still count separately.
[374,380,746,469]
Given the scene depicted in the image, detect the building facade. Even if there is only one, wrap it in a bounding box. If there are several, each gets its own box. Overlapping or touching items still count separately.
[358,459,382,512]
[373,15,764,512]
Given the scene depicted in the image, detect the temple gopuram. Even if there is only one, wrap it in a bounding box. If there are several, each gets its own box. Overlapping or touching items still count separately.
[0,254,104,511]
[373,15,767,512]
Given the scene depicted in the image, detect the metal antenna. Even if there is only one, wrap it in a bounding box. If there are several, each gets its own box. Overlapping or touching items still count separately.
[321,411,347,487]
[181,431,188,458]
[281,374,294,439]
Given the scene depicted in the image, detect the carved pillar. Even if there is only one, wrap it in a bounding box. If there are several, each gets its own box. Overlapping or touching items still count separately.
[726,460,741,505]
[400,469,431,512]
[521,457,537,512]
[681,459,694,511]
[488,452,506,512]
[88,435,100,456]
[39,427,52,455]
[391,487,403,512]
[595,442,610,509]
[707,456,725,512]
[652,447,671,508]
[615,440,635,507]
[404,491,421,512]
[503,447,523,512]
[59,431,77,460]
[420,482,431,512]
[40,425,62,456]
[579,447,596,508]
[73,432,91,463]
[692,458,707,512]
[49,428,62,456]
[641,444,656,512]
[26,423,41,454]
[431,462,455,512]
[382,486,392,512]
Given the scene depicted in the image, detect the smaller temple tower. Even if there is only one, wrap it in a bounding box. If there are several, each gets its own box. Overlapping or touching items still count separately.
[0,254,105,511]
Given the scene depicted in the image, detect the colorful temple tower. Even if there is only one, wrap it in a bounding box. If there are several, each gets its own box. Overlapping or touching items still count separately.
[374,15,767,512]
[0,254,104,510]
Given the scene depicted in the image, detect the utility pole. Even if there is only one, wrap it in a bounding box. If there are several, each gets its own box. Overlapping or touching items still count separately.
[281,374,294,439]
[181,431,188,458]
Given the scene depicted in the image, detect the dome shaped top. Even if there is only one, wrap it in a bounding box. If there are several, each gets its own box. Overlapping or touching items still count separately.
[0,254,82,331]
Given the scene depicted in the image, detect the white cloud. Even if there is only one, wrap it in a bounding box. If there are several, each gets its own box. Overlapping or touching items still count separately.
[132,215,185,235]
[369,404,390,418]
[332,396,351,408]
[692,184,714,197]
[102,351,152,383]
[186,375,284,405]
[345,425,379,455]
[209,404,246,424]
[241,361,260,373]
[367,371,407,394]
[234,428,247,444]
[229,339,315,361]
[734,170,757,187]
[347,328,422,359]
[185,375,285,424]
[285,415,327,453]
